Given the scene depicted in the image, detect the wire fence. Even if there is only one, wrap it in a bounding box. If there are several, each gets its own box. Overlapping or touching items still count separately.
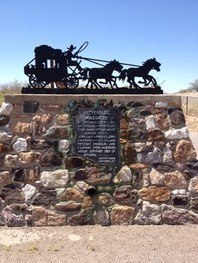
[180,96,198,116]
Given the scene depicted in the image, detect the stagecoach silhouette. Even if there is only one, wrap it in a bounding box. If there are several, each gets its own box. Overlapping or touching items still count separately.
[24,41,161,91]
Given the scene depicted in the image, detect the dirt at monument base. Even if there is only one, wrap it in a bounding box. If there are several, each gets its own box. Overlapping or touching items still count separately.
[0,225,198,263]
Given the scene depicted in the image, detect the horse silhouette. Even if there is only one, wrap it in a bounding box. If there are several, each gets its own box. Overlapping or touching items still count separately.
[119,58,161,89]
[81,60,123,89]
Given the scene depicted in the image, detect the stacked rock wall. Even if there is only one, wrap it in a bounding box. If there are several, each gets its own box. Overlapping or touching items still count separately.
[0,94,198,226]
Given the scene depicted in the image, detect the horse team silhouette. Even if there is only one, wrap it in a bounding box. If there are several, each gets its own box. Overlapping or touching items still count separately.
[81,58,161,89]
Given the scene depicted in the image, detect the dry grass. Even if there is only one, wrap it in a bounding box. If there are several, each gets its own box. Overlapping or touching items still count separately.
[185,115,198,132]
[178,93,198,132]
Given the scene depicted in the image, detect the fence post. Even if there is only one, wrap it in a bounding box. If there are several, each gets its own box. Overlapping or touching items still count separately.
[186,96,188,115]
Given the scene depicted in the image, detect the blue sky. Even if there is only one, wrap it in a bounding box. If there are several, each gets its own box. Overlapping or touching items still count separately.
[0,0,197,93]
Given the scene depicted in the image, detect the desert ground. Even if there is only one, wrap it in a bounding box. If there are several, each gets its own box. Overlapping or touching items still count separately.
[0,225,198,263]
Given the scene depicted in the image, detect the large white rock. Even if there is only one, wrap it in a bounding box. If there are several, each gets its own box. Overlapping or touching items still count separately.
[75,181,89,192]
[22,184,37,204]
[0,131,12,141]
[40,169,69,188]
[163,143,173,163]
[149,168,165,186]
[59,139,70,153]
[145,115,156,130]
[165,127,189,140]
[155,101,168,108]
[13,138,28,153]
[113,165,132,183]
[0,102,13,116]
[134,201,161,225]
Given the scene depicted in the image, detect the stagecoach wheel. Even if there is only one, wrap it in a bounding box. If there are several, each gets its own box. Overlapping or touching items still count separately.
[29,75,46,88]
[64,76,79,89]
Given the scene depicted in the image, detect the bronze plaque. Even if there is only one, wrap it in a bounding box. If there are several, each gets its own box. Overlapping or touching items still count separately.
[74,108,120,165]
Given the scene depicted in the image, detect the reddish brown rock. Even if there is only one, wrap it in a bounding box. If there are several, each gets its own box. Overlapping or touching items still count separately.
[120,129,128,141]
[74,167,103,184]
[60,187,84,202]
[173,140,197,163]
[32,113,53,124]
[55,113,69,125]
[110,206,135,225]
[95,193,114,206]
[41,104,62,112]
[47,210,66,226]
[40,148,63,167]
[129,163,149,170]
[32,189,57,206]
[120,116,128,129]
[0,143,6,153]
[68,208,93,225]
[12,122,30,134]
[55,201,82,212]
[164,171,188,189]
[82,196,93,209]
[145,128,165,141]
[24,166,40,185]
[155,112,169,130]
[65,157,85,169]
[123,143,136,164]
[189,177,198,193]
[0,185,25,204]
[161,204,198,224]
[113,185,137,206]
[3,154,18,168]
[138,186,171,202]
[0,171,12,188]
[18,151,41,165]
[169,109,185,126]
[31,206,48,226]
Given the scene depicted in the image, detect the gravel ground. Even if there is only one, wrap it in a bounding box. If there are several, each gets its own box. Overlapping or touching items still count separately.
[0,225,198,263]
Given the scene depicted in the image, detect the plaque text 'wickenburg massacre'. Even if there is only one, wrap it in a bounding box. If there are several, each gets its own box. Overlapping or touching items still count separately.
[74,108,120,165]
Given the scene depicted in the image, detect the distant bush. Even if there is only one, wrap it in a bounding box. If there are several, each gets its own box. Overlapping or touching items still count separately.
[179,79,198,93]
[0,80,27,95]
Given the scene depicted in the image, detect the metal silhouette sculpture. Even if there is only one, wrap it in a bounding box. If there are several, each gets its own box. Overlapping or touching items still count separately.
[81,60,123,89]
[23,41,163,94]
[119,58,161,89]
